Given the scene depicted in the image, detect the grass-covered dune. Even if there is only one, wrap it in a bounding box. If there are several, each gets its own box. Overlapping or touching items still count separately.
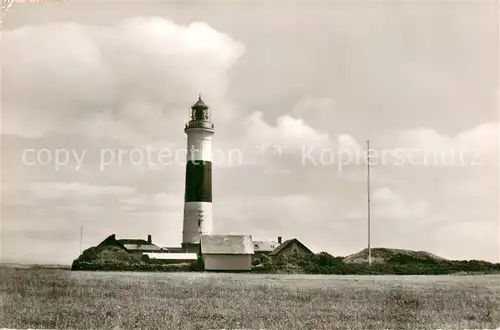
[71,235,202,272]
[1,267,499,329]
[253,250,500,275]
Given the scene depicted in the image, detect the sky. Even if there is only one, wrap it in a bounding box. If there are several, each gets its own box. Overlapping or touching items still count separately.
[1,0,498,264]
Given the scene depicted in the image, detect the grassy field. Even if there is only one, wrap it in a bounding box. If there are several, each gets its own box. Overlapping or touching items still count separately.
[1,268,499,329]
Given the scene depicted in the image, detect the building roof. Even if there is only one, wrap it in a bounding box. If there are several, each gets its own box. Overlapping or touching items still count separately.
[191,94,209,110]
[118,239,150,245]
[145,253,198,260]
[98,234,127,250]
[200,234,254,255]
[269,238,314,256]
[117,239,163,252]
[253,240,280,253]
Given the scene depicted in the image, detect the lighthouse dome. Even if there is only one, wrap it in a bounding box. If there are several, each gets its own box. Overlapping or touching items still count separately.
[191,95,209,110]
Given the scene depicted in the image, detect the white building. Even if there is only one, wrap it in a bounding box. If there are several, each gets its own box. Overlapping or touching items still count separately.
[200,234,254,271]
[144,252,198,264]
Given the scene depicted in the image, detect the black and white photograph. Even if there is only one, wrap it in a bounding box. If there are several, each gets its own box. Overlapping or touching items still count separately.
[0,0,499,329]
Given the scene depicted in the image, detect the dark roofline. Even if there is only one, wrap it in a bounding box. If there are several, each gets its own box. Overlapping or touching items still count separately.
[117,239,154,245]
[98,235,163,253]
[269,238,313,256]
[97,234,129,252]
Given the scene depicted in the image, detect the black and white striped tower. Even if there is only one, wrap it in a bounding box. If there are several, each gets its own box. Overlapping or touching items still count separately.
[182,95,214,253]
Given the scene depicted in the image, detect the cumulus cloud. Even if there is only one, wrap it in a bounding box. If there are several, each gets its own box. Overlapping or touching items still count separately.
[455,122,499,160]
[290,97,337,128]
[374,121,498,167]
[303,121,499,170]
[2,17,245,142]
[337,134,361,151]
[245,111,330,151]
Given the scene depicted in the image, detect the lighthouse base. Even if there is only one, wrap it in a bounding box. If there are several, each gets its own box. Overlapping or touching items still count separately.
[182,201,213,242]
[182,242,201,254]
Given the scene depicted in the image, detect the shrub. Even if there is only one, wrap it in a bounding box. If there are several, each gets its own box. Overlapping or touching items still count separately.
[71,260,194,272]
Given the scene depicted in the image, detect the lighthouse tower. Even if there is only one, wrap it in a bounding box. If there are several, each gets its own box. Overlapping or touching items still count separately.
[182,95,214,253]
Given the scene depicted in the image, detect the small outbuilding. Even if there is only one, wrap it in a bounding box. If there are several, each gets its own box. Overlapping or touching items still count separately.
[200,234,254,271]
[269,238,314,258]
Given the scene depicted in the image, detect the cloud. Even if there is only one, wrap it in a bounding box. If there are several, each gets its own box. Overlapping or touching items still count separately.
[1,182,136,207]
[1,185,184,264]
[245,111,330,151]
[347,186,433,247]
[215,194,336,253]
[430,221,499,262]
[238,111,496,175]
[2,17,245,143]
[228,111,334,167]
[372,186,429,221]
[122,192,183,212]
[290,97,343,133]
[29,182,136,199]
[337,134,361,151]
[375,121,498,167]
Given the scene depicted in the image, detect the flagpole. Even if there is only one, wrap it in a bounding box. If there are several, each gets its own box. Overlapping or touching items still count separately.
[367,140,372,266]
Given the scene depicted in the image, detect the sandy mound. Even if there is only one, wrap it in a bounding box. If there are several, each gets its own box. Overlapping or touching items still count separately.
[342,248,446,264]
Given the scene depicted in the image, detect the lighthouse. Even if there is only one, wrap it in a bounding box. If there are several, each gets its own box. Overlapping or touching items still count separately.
[182,95,214,253]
